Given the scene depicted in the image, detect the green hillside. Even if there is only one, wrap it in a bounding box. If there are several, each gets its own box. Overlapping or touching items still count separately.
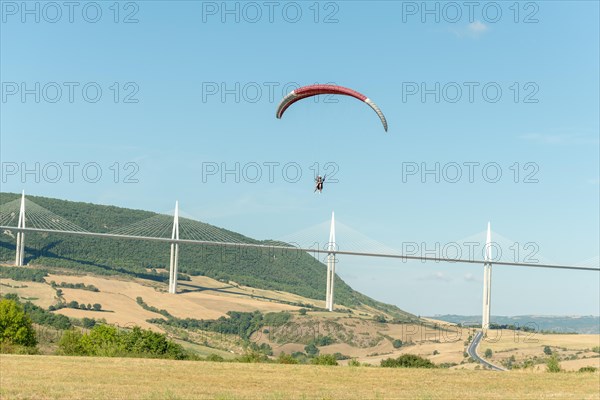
[0,192,416,321]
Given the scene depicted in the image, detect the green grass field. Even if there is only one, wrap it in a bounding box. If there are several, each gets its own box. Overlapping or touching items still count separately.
[1,354,599,399]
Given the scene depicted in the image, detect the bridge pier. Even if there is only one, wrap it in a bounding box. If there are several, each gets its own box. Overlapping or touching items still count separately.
[168,201,180,294]
[325,211,336,311]
[14,191,25,267]
[481,222,492,331]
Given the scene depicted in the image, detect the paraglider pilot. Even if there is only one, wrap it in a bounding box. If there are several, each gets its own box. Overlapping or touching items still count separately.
[315,175,325,193]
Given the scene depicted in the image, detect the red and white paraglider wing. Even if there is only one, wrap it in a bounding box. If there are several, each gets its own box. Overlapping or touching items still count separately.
[276,84,388,132]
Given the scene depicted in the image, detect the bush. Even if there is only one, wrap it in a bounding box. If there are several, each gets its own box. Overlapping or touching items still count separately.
[546,355,561,373]
[81,318,96,329]
[291,351,309,364]
[0,299,37,347]
[277,352,299,364]
[58,329,87,355]
[205,354,224,362]
[58,325,187,359]
[237,350,269,363]
[0,342,39,354]
[311,354,338,366]
[381,354,436,369]
[484,348,493,358]
[373,315,387,323]
[392,339,403,348]
[262,312,291,327]
[248,342,273,356]
[304,343,319,357]
[333,352,350,360]
[438,362,458,369]
[543,345,552,355]
[315,335,334,346]
[298,308,307,315]
[348,358,361,367]
[433,350,439,355]
[3,294,19,301]
[578,366,597,373]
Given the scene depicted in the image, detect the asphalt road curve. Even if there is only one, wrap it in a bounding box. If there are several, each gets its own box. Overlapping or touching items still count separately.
[467,331,506,371]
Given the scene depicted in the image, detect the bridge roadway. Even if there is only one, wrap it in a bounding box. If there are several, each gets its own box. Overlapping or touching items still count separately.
[1,226,598,272]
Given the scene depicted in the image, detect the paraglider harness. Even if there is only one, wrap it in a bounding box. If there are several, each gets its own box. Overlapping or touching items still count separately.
[315,175,326,193]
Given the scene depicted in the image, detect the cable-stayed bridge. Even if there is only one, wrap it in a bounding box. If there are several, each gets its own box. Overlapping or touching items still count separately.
[1,192,598,330]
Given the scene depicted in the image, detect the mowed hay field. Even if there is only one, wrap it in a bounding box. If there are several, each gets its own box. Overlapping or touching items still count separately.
[1,355,599,400]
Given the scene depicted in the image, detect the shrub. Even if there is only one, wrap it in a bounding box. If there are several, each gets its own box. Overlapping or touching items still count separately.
[277,352,299,364]
[3,294,19,301]
[206,354,224,362]
[58,325,187,359]
[81,318,96,329]
[291,351,309,364]
[543,345,552,355]
[546,355,561,373]
[298,308,307,315]
[237,350,269,363]
[484,348,493,358]
[433,350,439,355]
[381,354,436,369]
[304,343,319,356]
[0,299,37,347]
[311,354,338,366]
[58,329,87,355]
[348,358,361,367]
[392,339,403,349]
[578,366,597,373]
[438,363,458,369]
[263,312,291,327]
[315,335,334,346]
[373,315,387,323]
[0,342,39,354]
[248,342,273,356]
[333,352,350,360]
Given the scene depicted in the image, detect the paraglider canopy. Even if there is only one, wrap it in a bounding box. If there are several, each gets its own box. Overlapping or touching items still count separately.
[276,84,388,132]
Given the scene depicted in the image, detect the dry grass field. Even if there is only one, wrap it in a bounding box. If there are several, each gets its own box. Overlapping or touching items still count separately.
[47,274,299,320]
[482,330,600,371]
[2,271,598,371]
[1,354,599,400]
[0,278,56,308]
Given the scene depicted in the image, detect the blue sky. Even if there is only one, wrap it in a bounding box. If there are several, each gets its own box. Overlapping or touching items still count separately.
[1,1,598,316]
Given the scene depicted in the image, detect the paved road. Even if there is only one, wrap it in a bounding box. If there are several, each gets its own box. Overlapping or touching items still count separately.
[467,331,506,371]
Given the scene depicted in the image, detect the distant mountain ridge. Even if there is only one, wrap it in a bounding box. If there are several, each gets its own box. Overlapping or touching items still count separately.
[0,192,416,321]
[430,314,600,334]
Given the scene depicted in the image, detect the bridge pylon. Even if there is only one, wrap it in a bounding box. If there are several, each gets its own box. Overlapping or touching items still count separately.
[481,222,492,331]
[168,201,180,294]
[325,211,336,311]
[14,191,26,267]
